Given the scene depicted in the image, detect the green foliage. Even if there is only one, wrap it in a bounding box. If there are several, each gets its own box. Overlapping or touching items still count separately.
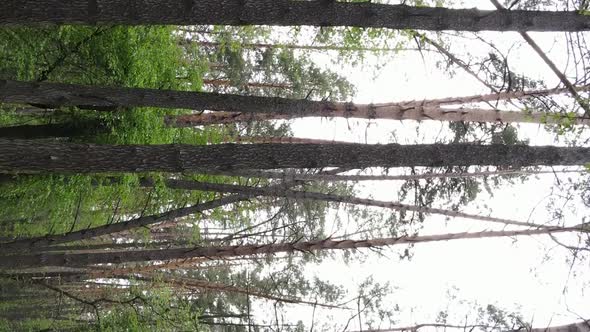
[99,289,204,332]
[0,25,221,237]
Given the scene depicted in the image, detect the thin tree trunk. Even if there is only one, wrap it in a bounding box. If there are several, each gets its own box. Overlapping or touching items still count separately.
[0,194,248,251]
[489,0,590,116]
[395,85,590,108]
[353,321,590,332]
[168,106,590,126]
[411,31,499,94]
[193,40,404,53]
[203,79,293,89]
[191,168,584,182]
[135,275,342,309]
[3,80,588,126]
[2,0,590,32]
[1,140,590,174]
[2,225,586,269]
[226,136,349,144]
[0,169,346,251]
[153,179,542,228]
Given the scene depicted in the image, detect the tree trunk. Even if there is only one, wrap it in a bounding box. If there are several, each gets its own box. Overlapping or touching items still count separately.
[154,179,541,228]
[225,136,349,144]
[193,41,403,53]
[2,0,590,32]
[0,121,105,139]
[135,275,341,308]
[168,106,590,126]
[349,321,590,332]
[2,80,586,126]
[0,194,248,251]
[2,225,584,269]
[191,168,584,182]
[203,79,293,89]
[1,140,590,174]
[0,169,346,251]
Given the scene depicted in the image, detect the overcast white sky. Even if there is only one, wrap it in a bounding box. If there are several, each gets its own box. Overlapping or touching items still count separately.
[277,23,590,330]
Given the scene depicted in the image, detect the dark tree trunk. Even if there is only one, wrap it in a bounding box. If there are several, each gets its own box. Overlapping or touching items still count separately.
[1,0,589,31]
[0,79,326,114]
[0,140,589,174]
[0,121,105,139]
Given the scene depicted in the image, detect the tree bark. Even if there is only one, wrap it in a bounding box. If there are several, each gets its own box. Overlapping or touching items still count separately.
[0,121,104,139]
[2,0,590,32]
[2,225,585,269]
[2,80,586,126]
[168,107,590,126]
[1,140,590,174]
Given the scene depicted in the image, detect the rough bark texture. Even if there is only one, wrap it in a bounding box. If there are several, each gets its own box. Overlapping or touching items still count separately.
[2,226,583,269]
[169,107,590,126]
[0,79,323,113]
[2,79,584,126]
[1,140,590,174]
[2,0,590,31]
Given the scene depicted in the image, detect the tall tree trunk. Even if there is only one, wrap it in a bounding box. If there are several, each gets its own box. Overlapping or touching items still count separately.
[2,0,590,32]
[224,136,349,144]
[168,106,590,126]
[2,225,585,269]
[0,194,248,251]
[349,321,590,332]
[3,80,587,126]
[152,179,540,228]
[1,140,589,174]
[193,41,404,53]
[190,168,584,182]
[203,79,292,89]
[0,169,346,251]
[135,275,341,308]
[0,121,105,139]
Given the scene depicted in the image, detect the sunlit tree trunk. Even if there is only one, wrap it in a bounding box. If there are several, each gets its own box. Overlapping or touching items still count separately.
[168,106,590,126]
[2,79,585,127]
